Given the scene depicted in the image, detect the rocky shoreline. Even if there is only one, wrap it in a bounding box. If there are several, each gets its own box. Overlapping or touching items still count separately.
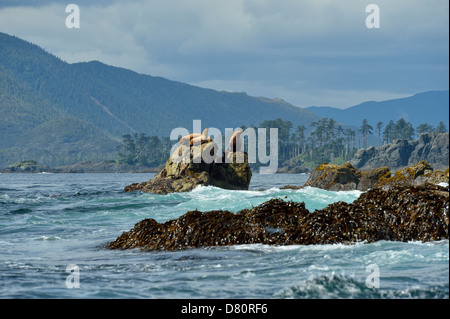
[0,160,162,173]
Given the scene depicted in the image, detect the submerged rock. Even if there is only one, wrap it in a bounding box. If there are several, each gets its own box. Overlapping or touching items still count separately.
[108,184,449,251]
[124,142,252,194]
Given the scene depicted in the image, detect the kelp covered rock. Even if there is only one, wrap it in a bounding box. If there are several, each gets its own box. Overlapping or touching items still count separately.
[376,161,447,190]
[108,184,449,251]
[304,161,448,191]
[124,142,252,194]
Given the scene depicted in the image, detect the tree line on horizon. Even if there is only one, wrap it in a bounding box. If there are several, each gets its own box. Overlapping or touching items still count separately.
[116,118,448,168]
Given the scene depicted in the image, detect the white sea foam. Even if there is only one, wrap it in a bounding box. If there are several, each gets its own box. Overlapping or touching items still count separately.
[33,235,62,241]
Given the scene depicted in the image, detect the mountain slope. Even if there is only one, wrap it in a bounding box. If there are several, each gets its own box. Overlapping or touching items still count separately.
[1,32,320,136]
[0,32,321,167]
[306,91,449,128]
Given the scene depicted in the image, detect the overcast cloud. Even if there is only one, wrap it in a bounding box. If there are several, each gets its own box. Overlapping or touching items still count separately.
[0,0,448,108]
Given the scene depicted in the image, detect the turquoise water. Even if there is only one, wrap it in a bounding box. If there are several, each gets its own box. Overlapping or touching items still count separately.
[0,173,448,299]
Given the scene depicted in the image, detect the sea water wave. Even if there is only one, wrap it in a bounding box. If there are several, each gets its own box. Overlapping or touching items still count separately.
[0,173,448,299]
[274,274,449,299]
[150,184,362,220]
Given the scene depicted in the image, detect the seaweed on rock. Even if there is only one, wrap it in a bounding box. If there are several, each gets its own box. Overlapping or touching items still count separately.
[108,184,449,251]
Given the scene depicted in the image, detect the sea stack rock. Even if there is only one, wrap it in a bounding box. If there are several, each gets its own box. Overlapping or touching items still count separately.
[124,141,252,194]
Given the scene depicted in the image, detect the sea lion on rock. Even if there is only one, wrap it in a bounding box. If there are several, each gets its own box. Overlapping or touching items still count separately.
[229,130,243,152]
[179,133,200,145]
[179,128,210,145]
[190,127,212,145]
[190,135,212,145]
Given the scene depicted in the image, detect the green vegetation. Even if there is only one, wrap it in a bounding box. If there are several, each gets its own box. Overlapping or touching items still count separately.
[6,160,38,172]
[116,133,172,166]
[114,116,448,171]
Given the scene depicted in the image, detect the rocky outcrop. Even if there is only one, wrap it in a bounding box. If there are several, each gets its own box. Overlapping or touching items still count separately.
[304,161,448,191]
[124,141,252,194]
[303,162,361,191]
[350,132,449,171]
[358,166,391,191]
[1,160,43,172]
[108,184,449,251]
[377,161,449,189]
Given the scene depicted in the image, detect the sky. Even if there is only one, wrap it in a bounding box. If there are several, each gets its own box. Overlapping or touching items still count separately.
[0,0,448,109]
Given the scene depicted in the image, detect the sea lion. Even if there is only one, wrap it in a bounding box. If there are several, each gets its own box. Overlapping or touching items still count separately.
[179,133,200,145]
[201,127,209,139]
[190,135,213,145]
[190,127,212,145]
[179,128,211,145]
[229,129,243,152]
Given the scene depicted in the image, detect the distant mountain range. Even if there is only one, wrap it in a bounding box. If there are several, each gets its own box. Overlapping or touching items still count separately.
[306,91,449,128]
[0,32,448,168]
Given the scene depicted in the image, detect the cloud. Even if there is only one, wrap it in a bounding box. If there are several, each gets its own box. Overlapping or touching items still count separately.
[0,0,448,108]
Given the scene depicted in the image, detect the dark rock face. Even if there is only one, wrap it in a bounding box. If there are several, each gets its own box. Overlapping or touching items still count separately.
[350,133,449,171]
[303,162,361,191]
[358,166,391,191]
[304,161,448,191]
[108,184,449,251]
[376,160,433,189]
[124,142,252,194]
[409,133,449,168]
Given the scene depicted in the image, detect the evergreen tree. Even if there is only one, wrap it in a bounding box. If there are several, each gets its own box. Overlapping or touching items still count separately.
[435,121,448,133]
[116,133,172,166]
[416,123,434,134]
[376,121,383,146]
[383,120,395,144]
[359,119,373,148]
[392,118,415,140]
[295,125,306,155]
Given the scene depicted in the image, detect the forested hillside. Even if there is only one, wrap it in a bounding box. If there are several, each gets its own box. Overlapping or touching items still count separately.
[0,32,319,167]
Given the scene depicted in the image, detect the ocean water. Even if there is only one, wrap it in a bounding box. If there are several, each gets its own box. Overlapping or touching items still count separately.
[0,173,448,299]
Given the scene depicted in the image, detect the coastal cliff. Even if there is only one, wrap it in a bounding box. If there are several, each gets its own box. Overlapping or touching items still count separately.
[350,132,449,172]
